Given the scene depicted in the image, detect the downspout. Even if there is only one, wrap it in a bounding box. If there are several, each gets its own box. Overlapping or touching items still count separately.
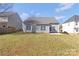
[74,16,76,33]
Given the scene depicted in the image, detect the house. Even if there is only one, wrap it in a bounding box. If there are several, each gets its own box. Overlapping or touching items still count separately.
[62,15,79,33]
[23,17,59,33]
[0,12,22,33]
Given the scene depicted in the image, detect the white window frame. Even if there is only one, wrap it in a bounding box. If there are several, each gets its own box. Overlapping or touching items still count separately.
[26,25,31,30]
[0,17,8,22]
[41,25,46,30]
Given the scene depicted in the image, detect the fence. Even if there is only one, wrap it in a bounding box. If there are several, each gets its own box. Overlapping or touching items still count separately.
[0,27,17,34]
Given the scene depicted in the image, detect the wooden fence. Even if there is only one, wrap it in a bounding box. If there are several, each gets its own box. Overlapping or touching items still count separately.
[0,27,17,33]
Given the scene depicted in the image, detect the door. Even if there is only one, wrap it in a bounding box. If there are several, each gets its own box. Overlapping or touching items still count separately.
[32,24,36,33]
[49,26,57,33]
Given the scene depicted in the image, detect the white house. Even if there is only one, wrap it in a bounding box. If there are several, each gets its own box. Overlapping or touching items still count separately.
[62,15,79,33]
[23,17,59,33]
[0,12,22,33]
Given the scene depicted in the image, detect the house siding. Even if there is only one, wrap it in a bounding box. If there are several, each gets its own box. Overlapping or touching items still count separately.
[23,24,59,33]
[23,24,50,33]
[22,24,34,32]
[73,22,79,33]
[36,25,49,33]
[62,22,75,33]
[22,23,26,32]
[8,13,22,30]
[0,17,8,28]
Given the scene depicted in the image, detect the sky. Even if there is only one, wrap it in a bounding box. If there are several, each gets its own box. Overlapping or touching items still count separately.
[12,3,79,23]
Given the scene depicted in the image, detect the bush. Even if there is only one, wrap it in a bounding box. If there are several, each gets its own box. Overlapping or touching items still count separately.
[62,31,69,34]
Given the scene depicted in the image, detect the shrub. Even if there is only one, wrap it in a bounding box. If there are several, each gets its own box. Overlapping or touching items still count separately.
[62,31,69,35]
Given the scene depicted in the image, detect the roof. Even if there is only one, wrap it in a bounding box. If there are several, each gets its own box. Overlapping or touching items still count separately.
[24,17,59,25]
[0,12,17,17]
[64,15,79,23]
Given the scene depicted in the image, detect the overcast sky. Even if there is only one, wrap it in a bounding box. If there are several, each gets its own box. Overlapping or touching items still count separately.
[13,3,79,23]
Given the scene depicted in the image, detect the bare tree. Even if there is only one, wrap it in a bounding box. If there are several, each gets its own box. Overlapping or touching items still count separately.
[0,3,13,14]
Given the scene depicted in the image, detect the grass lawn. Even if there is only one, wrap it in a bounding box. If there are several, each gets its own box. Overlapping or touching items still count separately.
[0,32,79,56]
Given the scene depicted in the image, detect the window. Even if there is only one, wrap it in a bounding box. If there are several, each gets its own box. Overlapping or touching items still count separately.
[75,28,78,32]
[3,25,6,27]
[76,21,78,25]
[52,26,55,30]
[41,25,46,30]
[0,17,8,22]
[26,25,31,30]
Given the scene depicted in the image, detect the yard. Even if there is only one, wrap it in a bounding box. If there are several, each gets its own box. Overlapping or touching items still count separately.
[0,32,79,56]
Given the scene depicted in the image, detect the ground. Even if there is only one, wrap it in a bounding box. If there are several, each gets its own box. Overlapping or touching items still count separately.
[0,32,79,56]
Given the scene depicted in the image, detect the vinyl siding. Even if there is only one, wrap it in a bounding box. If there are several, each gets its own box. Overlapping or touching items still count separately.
[23,24,59,33]
[7,13,22,30]
[36,25,49,33]
[62,22,75,33]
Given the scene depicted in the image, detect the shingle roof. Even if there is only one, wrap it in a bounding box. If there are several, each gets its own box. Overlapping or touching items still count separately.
[24,17,59,25]
[64,15,79,23]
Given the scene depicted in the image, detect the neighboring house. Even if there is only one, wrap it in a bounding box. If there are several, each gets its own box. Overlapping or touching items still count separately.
[23,17,59,33]
[0,12,22,33]
[62,15,79,33]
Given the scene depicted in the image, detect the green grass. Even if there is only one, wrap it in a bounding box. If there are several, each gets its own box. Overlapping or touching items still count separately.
[0,32,79,56]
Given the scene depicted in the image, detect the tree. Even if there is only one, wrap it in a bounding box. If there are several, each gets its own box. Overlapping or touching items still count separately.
[0,3,13,14]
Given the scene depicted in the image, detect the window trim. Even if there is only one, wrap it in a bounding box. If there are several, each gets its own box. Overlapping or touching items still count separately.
[26,25,31,30]
[0,17,8,22]
[52,26,55,30]
[41,25,46,30]
[74,28,79,32]
[75,21,78,25]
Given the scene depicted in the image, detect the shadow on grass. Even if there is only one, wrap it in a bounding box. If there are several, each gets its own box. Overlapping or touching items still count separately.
[0,31,22,35]
[12,32,46,35]
[0,31,60,35]
[0,31,44,35]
